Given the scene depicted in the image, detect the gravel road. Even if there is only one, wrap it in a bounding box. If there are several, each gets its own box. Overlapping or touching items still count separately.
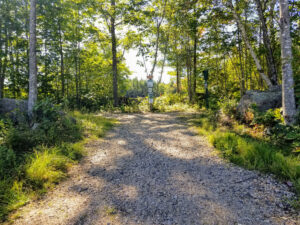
[12,113,299,225]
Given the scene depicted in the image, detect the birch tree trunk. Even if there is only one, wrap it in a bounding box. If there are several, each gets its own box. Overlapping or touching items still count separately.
[157,41,168,94]
[279,0,297,125]
[149,0,166,78]
[28,0,37,117]
[59,21,65,98]
[227,0,273,90]
[111,0,118,106]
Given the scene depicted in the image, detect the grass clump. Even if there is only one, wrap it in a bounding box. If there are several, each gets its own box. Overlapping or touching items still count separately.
[0,180,28,219]
[71,111,116,138]
[209,131,300,194]
[26,148,70,190]
[189,110,300,201]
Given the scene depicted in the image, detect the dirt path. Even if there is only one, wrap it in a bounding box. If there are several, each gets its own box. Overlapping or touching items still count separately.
[12,113,299,225]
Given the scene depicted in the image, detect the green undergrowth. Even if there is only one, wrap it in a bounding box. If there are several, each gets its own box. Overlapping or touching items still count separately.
[120,94,199,113]
[102,94,200,113]
[70,111,117,138]
[188,111,300,205]
[0,107,116,222]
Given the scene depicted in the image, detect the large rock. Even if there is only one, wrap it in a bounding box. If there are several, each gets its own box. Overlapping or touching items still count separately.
[237,87,282,118]
[0,98,28,115]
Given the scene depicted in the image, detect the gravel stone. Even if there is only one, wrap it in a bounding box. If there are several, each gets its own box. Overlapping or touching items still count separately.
[12,113,299,225]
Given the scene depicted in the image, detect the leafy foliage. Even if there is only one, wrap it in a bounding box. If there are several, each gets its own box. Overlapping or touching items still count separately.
[251,106,282,127]
[5,100,82,153]
[0,146,16,180]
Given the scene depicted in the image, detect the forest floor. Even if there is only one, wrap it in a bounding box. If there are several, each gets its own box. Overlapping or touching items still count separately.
[9,113,300,225]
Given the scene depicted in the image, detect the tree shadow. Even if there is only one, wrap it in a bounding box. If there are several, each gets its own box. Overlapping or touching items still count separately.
[67,113,285,225]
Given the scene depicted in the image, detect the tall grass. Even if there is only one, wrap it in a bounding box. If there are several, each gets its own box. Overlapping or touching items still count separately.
[189,113,300,198]
[0,111,116,222]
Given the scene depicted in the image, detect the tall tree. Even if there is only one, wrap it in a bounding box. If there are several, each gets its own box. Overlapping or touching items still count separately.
[254,0,278,85]
[279,0,297,125]
[227,0,273,90]
[111,0,118,106]
[28,0,37,116]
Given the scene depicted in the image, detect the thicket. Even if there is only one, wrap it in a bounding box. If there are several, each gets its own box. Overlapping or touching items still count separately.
[0,100,115,221]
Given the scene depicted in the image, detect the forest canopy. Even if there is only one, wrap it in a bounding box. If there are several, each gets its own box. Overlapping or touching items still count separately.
[0,0,299,120]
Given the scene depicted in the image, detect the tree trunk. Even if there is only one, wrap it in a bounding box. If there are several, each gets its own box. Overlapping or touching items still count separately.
[176,52,180,94]
[111,0,118,106]
[185,41,192,102]
[237,24,245,96]
[0,17,9,99]
[75,50,79,107]
[279,0,297,125]
[28,0,37,117]
[227,0,273,90]
[59,21,65,98]
[254,0,278,85]
[149,23,160,78]
[193,34,197,100]
[149,0,166,78]
[157,41,168,94]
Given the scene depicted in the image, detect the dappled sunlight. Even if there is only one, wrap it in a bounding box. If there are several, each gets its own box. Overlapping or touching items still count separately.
[14,194,88,225]
[119,185,139,200]
[170,172,207,196]
[12,113,298,225]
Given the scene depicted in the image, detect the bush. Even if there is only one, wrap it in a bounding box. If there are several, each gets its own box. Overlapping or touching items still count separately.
[0,106,115,220]
[4,99,82,153]
[219,99,238,118]
[0,146,16,179]
[269,124,300,150]
[5,127,41,153]
[0,119,10,142]
[250,106,282,127]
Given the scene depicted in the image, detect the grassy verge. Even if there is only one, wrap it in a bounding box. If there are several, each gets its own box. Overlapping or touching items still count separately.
[187,111,300,207]
[0,111,116,222]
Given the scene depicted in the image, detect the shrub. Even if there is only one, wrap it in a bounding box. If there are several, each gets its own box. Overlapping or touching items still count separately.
[0,119,10,142]
[5,127,41,152]
[4,99,82,152]
[33,99,82,144]
[154,93,185,110]
[219,99,238,118]
[250,106,281,127]
[270,124,300,150]
[0,108,115,220]
[0,146,16,179]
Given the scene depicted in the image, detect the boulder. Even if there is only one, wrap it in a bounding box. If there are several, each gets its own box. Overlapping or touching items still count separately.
[0,98,28,115]
[237,87,282,119]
